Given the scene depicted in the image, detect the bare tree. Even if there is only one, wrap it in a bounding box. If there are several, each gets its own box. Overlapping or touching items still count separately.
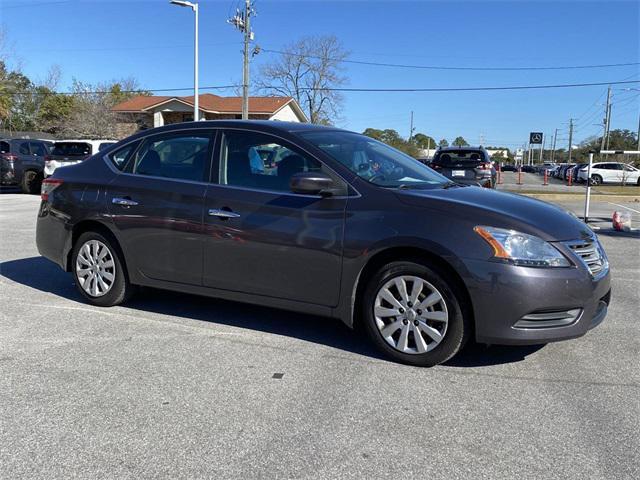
[256,35,348,124]
[61,78,149,139]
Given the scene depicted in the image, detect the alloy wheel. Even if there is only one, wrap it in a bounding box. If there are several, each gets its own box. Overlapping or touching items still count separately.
[373,275,449,354]
[75,240,116,297]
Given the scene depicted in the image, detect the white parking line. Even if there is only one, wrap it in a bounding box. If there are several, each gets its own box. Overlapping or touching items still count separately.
[606,201,640,215]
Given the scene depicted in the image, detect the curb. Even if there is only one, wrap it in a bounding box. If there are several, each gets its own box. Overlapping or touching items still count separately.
[506,192,640,202]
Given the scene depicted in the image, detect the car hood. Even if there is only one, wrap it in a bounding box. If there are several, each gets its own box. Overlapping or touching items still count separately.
[395,186,593,242]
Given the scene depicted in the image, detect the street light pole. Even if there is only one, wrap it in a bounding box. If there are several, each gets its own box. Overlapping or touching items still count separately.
[170,0,199,121]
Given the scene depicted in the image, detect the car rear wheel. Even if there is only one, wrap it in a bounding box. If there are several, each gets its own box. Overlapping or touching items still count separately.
[72,232,134,307]
[361,261,469,367]
[21,170,41,194]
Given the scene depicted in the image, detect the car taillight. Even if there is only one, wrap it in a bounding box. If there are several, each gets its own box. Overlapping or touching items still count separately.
[41,178,63,201]
[478,162,492,170]
[1,153,18,163]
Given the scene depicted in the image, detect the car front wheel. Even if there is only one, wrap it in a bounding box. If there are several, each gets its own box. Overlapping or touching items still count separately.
[361,261,470,367]
[72,231,135,307]
[590,174,603,186]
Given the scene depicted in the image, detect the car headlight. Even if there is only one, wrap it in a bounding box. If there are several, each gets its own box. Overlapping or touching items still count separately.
[474,226,570,267]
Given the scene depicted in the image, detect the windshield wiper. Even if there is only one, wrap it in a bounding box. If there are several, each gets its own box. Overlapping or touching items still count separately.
[396,183,433,190]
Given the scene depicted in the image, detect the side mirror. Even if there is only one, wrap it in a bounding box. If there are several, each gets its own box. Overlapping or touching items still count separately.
[290,172,334,196]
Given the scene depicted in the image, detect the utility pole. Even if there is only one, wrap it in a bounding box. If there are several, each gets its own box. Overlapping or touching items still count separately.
[568,118,574,164]
[228,0,255,119]
[600,86,612,155]
[409,111,415,142]
[637,112,640,151]
[551,128,558,163]
[539,134,545,163]
[605,102,612,152]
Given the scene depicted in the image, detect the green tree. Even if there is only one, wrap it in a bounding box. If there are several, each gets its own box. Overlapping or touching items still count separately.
[438,138,449,147]
[452,136,469,147]
[412,133,436,150]
[362,128,420,157]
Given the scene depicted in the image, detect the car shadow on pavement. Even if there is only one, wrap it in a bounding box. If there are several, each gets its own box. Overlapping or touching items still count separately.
[1,256,546,367]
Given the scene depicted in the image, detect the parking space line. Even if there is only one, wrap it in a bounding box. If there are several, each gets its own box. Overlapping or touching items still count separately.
[606,201,640,214]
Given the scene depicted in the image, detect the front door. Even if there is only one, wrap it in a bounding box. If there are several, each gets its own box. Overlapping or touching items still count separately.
[202,129,348,307]
[106,130,214,285]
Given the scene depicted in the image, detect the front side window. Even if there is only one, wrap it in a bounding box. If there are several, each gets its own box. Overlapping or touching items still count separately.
[18,142,30,155]
[219,130,343,194]
[131,132,211,182]
[29,142,47,156]
[300,130,449,189]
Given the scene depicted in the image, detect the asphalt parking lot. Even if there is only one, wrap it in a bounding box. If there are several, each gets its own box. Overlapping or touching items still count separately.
[1,193,639,480]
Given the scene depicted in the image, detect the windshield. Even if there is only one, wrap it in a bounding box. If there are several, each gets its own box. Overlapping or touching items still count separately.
[300,130,449,188]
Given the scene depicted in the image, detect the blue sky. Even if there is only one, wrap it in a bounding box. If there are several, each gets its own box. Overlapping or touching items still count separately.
[2,0,639,148]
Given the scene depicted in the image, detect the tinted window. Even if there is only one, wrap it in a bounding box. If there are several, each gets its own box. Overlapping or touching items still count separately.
[610,163,624,170]
[300,130,448,188]
[18,141,30,155]
[0,141,9,154]
[98,142,116,151]
[219,130,337,193]
[131,132,211,182]
[52,142,91,156]
[29,142,47,156]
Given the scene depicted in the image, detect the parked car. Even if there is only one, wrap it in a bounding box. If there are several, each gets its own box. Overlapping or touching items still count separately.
[429,146,497,188]
[577,162,640,185]
[500,164,517,172]
[522,165,536,173]
[44,139,117,177]
[569,163,588,183]
[0,138,53,193]
[36,121,611,367]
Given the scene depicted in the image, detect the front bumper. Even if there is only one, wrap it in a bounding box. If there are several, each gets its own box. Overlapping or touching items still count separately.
[462,257,611,345]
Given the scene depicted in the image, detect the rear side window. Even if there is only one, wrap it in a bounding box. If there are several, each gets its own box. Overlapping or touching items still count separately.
[130,132,211,182]
[52,142,92,156]
[0,141,9,154]
[108,142,138,170]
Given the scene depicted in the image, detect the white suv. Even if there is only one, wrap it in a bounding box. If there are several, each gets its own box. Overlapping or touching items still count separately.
[577,162,640,185]
[44,139,117,177]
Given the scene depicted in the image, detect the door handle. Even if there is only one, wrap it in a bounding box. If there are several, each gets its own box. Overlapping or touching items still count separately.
[112,197,139,207]
[208,208,240,219]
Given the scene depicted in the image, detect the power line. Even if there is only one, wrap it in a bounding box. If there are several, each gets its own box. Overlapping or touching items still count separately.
[261,48,640,72]
[263,79,640,93]
[7,79,640,96]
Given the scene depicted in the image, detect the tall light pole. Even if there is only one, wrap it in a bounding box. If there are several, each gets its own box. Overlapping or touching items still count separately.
[170,0,199,121]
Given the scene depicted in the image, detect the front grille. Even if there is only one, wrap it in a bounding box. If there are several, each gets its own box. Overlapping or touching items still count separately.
[566,238,607,276]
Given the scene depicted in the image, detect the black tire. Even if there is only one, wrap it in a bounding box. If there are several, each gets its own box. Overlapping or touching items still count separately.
[361,261,470,367]
[590,174,602,186]
[21,170,42,194]
[71,231,135,307]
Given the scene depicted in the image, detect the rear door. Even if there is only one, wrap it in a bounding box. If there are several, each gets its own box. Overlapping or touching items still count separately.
[106,129,214,285]
[202,128,348,306]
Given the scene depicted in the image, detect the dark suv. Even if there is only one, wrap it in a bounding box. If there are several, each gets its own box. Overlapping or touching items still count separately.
[0,138,52,193]
[430,146,497,188]
[36,121,610,366]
